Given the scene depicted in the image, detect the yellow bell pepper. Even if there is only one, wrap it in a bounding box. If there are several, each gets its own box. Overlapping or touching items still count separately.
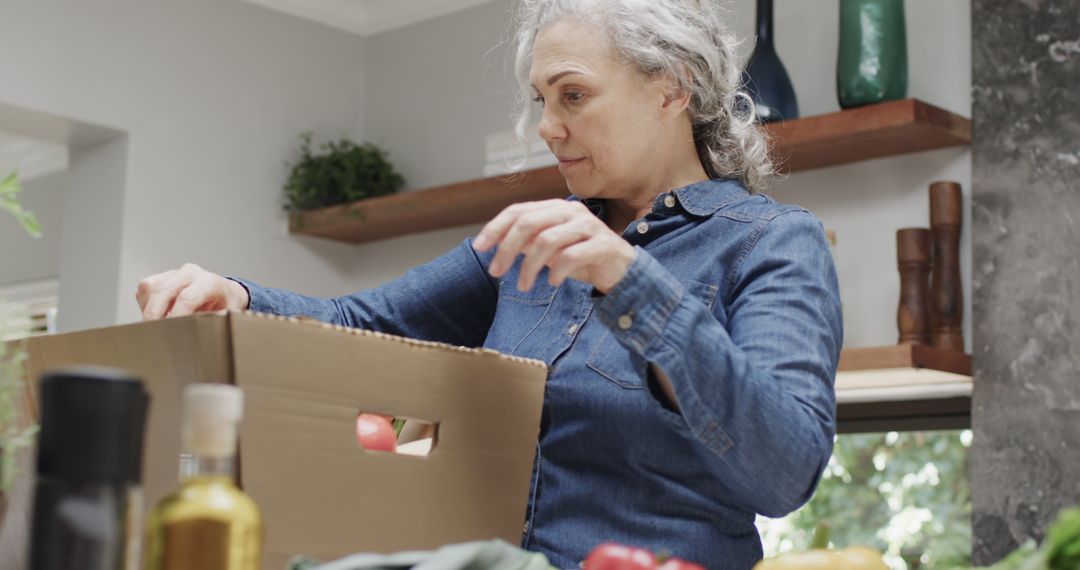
[752,546,888,570]
[753,524,888,570]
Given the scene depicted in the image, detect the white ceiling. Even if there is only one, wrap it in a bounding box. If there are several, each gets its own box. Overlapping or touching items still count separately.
[241,0,500,36]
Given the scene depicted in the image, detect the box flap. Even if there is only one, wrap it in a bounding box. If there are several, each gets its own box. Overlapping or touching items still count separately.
[24,313,233,506]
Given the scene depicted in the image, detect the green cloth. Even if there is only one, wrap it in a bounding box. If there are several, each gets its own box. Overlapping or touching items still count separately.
[288,539,557,570]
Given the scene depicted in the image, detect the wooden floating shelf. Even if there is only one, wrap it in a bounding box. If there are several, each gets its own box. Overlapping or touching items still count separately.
[836,344,973,434]
[291,98,971,245]
[765,98,971,173]
[290,166,567,244]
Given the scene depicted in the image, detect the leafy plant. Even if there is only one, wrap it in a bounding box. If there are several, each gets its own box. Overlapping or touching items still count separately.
[1,171,41,237]
[283,132,405,211]
[1045,507,1080,569]
[954,506,1080,570]
[0,339,37,491]
[0,171,41,492]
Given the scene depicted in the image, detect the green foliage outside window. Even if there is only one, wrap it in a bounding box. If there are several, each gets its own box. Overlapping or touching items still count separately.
[758,430,972,570]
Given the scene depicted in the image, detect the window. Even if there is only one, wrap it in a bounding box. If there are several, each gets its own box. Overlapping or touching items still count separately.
[0,278,58,341]
[758,429,972,569]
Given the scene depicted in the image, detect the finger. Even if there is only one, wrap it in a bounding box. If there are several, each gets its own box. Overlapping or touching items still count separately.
[166,278,217,318]
[136,270,177,312]
[489,206,575,277]
[547,238,610,287]
[473,200,563,253]
[517,219,593,291]
[141,269,195,321]
[473,202,542,252]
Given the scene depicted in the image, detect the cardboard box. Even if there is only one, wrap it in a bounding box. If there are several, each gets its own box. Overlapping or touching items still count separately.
[24,311,548,568]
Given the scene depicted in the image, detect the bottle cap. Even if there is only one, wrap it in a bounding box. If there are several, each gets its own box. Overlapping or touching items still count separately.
[182,383,243,457]
[36,366,150,485]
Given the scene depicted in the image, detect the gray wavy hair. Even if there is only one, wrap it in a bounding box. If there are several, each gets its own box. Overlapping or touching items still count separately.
[512,0,775,193]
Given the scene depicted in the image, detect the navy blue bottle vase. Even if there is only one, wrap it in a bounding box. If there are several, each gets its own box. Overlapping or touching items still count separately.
[743,0,798,123]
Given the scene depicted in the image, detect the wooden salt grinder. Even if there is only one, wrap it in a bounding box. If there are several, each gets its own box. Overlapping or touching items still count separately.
[897,228,932,345]
[929,181,964,351]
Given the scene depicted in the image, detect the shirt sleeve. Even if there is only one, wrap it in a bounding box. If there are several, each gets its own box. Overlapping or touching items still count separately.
[593,209,843,517]
[228,237,499,348]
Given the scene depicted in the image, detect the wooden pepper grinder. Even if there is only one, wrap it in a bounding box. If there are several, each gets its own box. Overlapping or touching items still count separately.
[896,228,932,345]
[929,181,964,351]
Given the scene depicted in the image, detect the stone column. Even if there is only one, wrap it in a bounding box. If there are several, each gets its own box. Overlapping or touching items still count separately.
[971,0,1080,564]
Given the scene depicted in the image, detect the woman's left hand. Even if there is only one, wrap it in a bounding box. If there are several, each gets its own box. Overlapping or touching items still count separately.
[472,199,636,294]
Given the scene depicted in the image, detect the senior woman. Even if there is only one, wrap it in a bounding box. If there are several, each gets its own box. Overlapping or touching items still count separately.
[137,0,842,567]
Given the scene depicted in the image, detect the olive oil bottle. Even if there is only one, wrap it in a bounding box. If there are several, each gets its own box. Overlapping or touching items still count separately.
[144,384,262,570]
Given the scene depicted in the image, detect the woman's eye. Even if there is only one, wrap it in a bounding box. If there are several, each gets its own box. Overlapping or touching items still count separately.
[531,91,582,107]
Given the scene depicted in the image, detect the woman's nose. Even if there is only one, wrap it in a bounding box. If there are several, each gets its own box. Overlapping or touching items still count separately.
[537,108,566,144]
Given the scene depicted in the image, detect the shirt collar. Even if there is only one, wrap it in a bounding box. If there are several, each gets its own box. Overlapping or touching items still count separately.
[672,178,750,216]
[567,177,750,218]
[568,194,606,217]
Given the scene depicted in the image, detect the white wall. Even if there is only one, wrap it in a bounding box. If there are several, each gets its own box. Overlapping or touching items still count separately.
[54,137,130,332]
[359,0,973,350]
[0,0,369,326]
[0,171,65,287]
[365,1,517,192]
[346,1,521,292]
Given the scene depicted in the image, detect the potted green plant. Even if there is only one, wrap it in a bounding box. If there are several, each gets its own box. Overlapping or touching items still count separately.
[0,171,42,526]
[283,132,405,212]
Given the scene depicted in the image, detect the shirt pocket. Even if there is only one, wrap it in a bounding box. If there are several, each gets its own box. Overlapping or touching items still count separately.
[486,278,560,355]
[586,279,719,390]
[499,279,558,305]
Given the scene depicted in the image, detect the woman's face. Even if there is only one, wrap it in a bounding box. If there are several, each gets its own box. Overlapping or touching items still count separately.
[530,18,674,200]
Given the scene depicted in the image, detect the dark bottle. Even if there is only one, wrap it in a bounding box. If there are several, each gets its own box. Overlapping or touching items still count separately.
[837,0,908,108]
[29,366,150,570]
[744,0,799,123]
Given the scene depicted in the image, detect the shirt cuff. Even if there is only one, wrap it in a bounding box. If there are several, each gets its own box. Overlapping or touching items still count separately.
[593,247,684,355]
[226,277,267,313]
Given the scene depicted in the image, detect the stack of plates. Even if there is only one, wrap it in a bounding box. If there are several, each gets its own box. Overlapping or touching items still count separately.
[483,128,557,177]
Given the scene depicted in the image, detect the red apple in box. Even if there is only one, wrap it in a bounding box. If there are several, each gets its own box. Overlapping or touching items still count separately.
[583,543,657,570]
[355,413,397,452]
[583,543,706,570]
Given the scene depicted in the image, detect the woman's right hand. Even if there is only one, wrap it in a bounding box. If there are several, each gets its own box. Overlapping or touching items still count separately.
[135,263,250,320]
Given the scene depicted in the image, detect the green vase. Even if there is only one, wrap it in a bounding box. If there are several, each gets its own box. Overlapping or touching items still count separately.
[837,0,908,109]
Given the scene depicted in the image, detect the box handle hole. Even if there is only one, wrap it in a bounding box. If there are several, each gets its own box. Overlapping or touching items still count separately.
[355,412,437,457]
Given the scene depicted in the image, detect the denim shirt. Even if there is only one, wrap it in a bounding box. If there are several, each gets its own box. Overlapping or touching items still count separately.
[232,178,843,570]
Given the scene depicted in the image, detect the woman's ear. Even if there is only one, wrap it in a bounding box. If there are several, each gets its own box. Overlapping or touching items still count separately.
[662,88,691,110]
[659,70,691,112]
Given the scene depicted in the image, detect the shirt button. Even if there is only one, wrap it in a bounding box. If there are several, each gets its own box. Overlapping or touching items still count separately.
[664,195,676,208]
[617,314,633,330]
[636,222,649,234]
[567,323,579,335]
